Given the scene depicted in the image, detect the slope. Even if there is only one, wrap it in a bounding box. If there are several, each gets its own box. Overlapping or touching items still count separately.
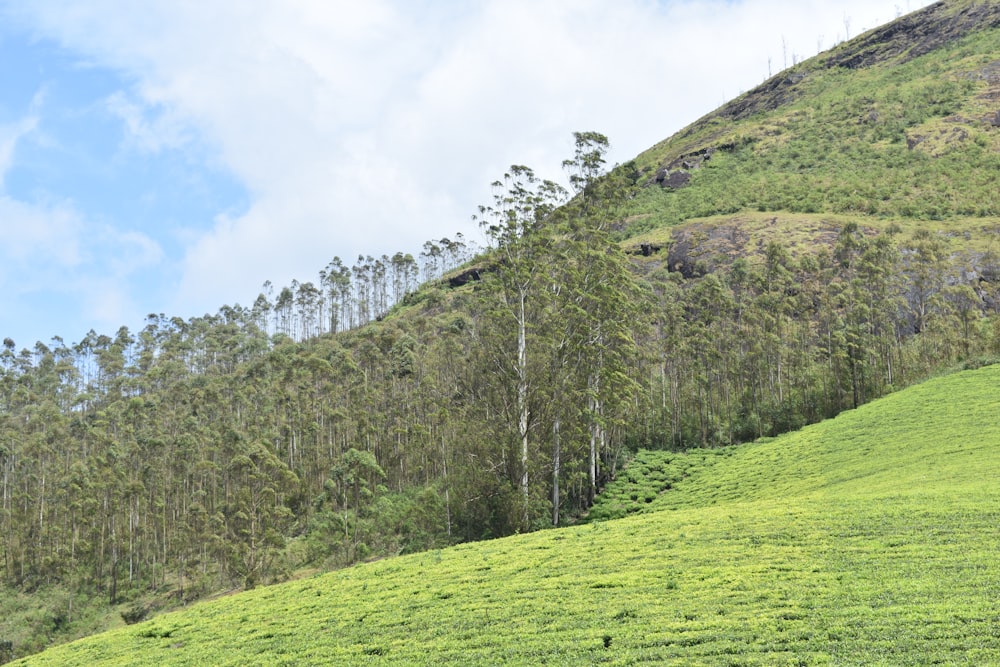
[15,364,1000,666]
[5,2,1000,659]
[619,0,1000,265]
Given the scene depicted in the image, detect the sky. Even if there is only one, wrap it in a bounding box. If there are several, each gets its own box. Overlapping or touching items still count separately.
[0,0,932,349]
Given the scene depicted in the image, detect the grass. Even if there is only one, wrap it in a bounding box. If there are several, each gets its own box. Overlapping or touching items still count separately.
[623,210,1000,253]
[620,14,1000,240]
[14,364,1000,665]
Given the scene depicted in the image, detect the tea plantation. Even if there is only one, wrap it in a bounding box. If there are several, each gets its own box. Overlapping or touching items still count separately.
[15,364,1000,665]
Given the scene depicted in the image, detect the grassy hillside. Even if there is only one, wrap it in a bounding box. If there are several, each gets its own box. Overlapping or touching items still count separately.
[617,0,1000,265]
[16,364,1000,666]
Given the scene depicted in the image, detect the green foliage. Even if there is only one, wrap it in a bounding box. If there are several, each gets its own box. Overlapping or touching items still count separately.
[15,365,1000,665]
[635,219,998,451]
[469,141,648,530]
[625,15,1000,235]
[6,7,1000,660]
[0,133,653,658]
[585,448,728,522]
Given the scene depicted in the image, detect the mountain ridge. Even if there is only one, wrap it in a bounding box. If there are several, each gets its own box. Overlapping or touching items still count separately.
[671,0,1000,131]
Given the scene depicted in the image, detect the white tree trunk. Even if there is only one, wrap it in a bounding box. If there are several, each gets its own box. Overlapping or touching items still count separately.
[518,290,530,530]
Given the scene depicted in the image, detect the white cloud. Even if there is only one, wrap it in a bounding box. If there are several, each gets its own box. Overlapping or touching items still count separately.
[0,90,162,316]
[0,195,81,272]
[2,0,933,321]
[0,192,164,336]
[0,97,41,188]
[105,91,192,154]
[0,121,162,343]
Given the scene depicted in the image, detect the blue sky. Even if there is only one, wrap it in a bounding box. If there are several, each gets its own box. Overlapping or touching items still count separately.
[0,0,929,349]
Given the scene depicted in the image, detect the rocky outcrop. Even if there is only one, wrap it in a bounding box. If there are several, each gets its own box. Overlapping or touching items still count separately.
[711,72,809,123]
[663,223,753,278]
[650,147,720,190]
[826,1,1000,70]
[687,1,1000,133]
[447,266,486,288]
[653,169,691,189]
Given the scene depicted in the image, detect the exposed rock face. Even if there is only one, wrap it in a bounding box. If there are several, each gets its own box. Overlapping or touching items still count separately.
[447,266,485,288]
[654,169,691,189]
[666,147,717,171]
[712,72,809,123]
[826,1,1000,70]
[663,223,753,278]
[639,243,661,257]
[694,1,1000,130]
[651,147,719,189]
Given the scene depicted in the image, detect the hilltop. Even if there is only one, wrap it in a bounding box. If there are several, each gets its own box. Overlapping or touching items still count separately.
[14,364,1000,665]
[620,0,1000,270]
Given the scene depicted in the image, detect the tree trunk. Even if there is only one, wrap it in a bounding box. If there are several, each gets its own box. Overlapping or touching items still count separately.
[441,434,451,538]
[551,416,560,527]
[588,388,597,505]
[518,291,530,530]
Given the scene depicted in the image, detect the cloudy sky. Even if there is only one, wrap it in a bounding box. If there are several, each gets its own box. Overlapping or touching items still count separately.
[0,0,930,348]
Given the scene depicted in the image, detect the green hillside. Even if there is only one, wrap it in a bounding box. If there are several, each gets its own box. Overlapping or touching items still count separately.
[615,0,1000,278]
[15,364,1000,666]
[5,1,1000,659]
[624,0,1000,231]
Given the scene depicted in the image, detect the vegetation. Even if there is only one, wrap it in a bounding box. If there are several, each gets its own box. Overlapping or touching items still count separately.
[13,364,1000,665]
[4,0,1000,659]
[626,0,1000,232]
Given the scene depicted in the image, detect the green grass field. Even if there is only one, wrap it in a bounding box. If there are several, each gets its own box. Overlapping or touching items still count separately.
[15,365,1000,666]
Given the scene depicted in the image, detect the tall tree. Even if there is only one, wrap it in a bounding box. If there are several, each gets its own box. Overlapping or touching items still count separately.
[559,132,645,505]
[474,165,567,530]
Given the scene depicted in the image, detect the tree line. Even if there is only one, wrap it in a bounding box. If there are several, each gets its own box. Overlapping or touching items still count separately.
[254,234,475,341]
[638,221,997,450]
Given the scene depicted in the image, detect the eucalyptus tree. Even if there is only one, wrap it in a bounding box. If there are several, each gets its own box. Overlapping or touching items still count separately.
[353,256,373,326]
[274,286,295,338]
[373,255,390,318]
[251,292,273,336]
[904,228,947,335]
[421,240,443,282]
[941,284,981,357]
[321,257,353,333]
[442,233,470,272]
[389,252,418,304]
[557,132,646,505]
[295,281,323,340]
[474,164,567,530]
[223,438,298,588]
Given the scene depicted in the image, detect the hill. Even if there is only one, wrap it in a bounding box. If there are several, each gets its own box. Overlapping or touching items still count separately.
[624,0,1000,238]
[4,0,1000,659]
[14,364,1000,665]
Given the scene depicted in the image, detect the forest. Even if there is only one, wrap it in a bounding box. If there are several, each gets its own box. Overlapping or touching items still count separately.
[2,129,997,657]
[5,0,1000,660]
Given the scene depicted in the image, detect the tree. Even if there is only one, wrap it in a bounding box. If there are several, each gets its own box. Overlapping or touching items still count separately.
[474,164,567,530]
[321,257,353,334]
[559,132,645,505]
[223,438,299,588]
[470,134,646,527]
[904,228,946,335]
